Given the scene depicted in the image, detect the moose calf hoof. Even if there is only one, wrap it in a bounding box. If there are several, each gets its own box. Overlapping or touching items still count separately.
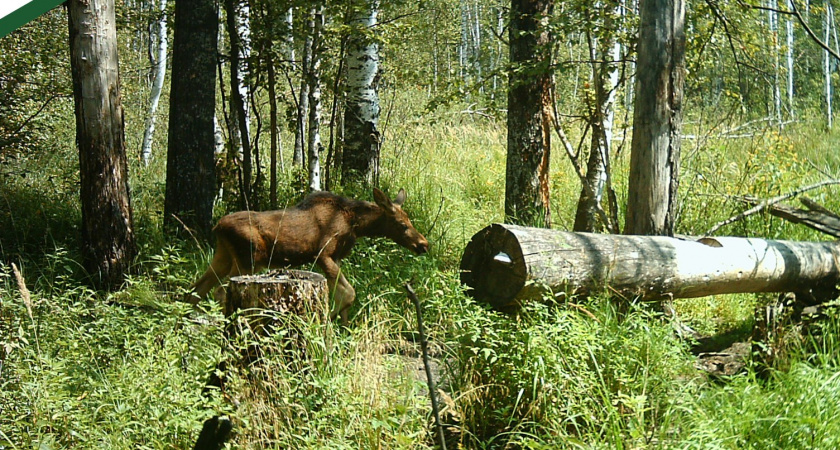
[183,292,202,305]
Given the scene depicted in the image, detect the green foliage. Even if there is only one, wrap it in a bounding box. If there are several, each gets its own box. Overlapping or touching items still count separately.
[444,298,697,448]
[7,0,840,448]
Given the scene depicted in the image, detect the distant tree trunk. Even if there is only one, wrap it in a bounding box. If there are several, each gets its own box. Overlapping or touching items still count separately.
[295,10,311,169]
[826,3,833,129]
[342,0,381,188]
[225,0,252,207]
[68,0,137,290]
[307,7,324,192]
[140,0,168,166]
[769,0,782,123]
[574,4,621,233]
[506,0,554,227]
[786,0,795,117]
[624,0,685,236]
[268,52,280,208]
[165,0,218,239]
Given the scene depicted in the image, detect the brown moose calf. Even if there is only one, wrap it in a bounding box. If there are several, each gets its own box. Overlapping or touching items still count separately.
[187,188,429,325]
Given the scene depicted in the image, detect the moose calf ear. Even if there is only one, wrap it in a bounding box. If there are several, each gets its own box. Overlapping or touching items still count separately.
[394,189,406,206]
[373,188,395,212]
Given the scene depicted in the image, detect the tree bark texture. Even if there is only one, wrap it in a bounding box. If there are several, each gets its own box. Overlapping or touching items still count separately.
[295,13,311,168]
[574,4,622,233]
[506,0,554,227]
[624,0,685,236]
[224,0,252,207]
[165,0,218,239]
[68,0,137,290]
[224,270,329,334]
[307,7,324,192]
[460,224,840,309]
[342,0,381,188]
[268,50,280,208]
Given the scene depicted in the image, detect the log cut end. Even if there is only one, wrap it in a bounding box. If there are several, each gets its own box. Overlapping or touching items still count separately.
[460,224,529,309]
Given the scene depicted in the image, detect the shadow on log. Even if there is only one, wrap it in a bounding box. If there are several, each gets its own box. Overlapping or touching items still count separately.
[460,224,840,309]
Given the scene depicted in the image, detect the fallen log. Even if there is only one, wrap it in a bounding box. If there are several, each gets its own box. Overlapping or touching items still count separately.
[459,224,840,309]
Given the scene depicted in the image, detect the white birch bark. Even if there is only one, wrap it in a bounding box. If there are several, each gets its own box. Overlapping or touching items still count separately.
[574,2,622,232]
[342,0,382,186]
[140,0,168,166]
[307,7,324,192]
[226,0,251,160]
[769,0,782,123]
[786,0,795,116]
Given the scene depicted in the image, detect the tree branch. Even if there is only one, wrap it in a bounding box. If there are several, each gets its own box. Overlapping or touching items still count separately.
[742,0,840,62]
[706,179,840,235]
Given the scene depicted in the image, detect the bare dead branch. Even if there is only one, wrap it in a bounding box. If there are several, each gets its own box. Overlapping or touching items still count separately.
[706,179,840,235]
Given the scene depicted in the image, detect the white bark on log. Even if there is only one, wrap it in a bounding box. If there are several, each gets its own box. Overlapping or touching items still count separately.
[460,224,840,309]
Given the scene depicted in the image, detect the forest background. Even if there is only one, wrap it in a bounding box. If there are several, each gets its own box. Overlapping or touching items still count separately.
[3,0,840,448]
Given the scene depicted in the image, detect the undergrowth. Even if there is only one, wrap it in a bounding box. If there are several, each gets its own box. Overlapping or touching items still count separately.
[2,88,840,448]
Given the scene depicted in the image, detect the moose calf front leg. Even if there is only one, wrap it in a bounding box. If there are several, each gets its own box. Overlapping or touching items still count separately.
[319,258,356,326]
[330,273,356,326]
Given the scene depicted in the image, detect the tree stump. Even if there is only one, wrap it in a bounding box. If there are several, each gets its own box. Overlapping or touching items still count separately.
[224,269,329,335]
[460,223,840,309]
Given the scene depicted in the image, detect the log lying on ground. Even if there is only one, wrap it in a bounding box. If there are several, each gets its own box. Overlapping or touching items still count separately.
[460,224,840,309]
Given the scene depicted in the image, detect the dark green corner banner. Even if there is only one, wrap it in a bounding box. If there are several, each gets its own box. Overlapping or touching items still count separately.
[0,0,66,39]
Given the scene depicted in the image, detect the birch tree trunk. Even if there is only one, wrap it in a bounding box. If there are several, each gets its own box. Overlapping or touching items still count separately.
[225,0,252,205]
[165,0,218,239]
[769,0,782,123]
[307,7,324,192]
[342,0,381,187]
[786,0,795,117]
[574,3,621,233]
[140,0,168,166]
[624,0,685,236]
[506,0,554,227]
[68,0,137,290]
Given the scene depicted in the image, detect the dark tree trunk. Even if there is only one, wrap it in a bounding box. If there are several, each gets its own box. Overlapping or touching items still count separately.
[268,51,280,209]
[68,0,137,290]
[624,0,685,236]
[165,0,219,239]
[294,18,312,169]
[506,0,554,227]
